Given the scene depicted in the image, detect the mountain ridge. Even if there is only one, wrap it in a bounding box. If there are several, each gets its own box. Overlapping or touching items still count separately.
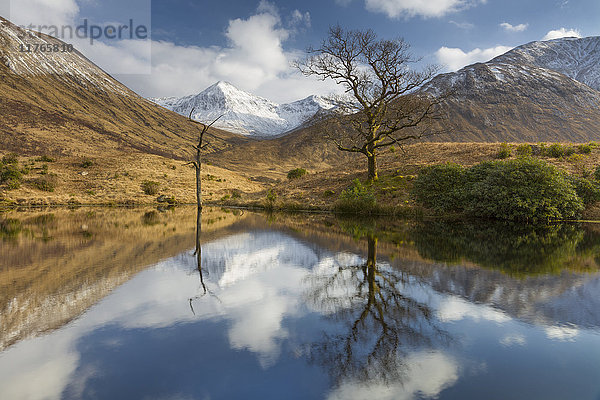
[422,35,600,142]
[149,81,335,137]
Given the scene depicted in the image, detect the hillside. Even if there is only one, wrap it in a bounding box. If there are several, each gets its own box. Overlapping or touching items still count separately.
[0,17,246,160]
[427,36,600,142]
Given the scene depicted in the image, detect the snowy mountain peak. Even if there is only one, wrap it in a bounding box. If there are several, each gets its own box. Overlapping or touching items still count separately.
[491,36,600,91]
[149,82,334,137]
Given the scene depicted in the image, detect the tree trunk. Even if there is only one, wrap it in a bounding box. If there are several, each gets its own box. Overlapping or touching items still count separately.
[195,205,206,293]
[367,151,378,182]
[195,148,202,208]
[366,235,378,302]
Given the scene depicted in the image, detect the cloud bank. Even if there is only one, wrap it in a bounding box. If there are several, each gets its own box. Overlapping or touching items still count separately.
[364,0,485,19]
[7,0,338,103]
[543,27,581,40]
[436,45,512,71]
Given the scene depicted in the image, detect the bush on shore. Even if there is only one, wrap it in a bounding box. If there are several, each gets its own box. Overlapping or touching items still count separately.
[333,179,377,214]
[413,158,586,222]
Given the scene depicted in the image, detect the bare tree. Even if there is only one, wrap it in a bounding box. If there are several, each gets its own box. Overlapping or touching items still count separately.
[306,233,449,385]
[296,25,443,181]
[186,109,223,208]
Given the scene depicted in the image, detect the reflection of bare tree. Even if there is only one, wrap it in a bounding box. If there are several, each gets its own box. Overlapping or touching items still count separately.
[307,234,448,385]
[189,207,220,314]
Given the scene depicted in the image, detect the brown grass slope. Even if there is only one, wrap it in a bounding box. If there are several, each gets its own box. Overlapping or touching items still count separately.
[0,17,247,159]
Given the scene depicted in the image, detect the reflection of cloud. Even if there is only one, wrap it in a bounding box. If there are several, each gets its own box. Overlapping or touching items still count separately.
[0,230,324,398]
[545,325,579,341]
[500,333,526,347]
[226,265,309,368]
[328,351,459,400]
[438,297,511,323]
[0,330,79,400]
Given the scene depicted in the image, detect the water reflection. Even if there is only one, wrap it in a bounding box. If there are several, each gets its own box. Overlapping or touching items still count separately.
[1,209,600,399]
[307,233,449,387]
[412,219,598,276]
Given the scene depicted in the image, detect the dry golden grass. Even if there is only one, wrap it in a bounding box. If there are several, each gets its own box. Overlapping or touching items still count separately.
[4,141,600,211]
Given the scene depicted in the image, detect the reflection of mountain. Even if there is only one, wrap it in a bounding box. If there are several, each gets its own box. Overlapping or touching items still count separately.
[177,230,325,287]
[3,212,600,399]
[0,207,245,351]
[271,215,600,330]
[425,264,600,329]
[406,220,600,328]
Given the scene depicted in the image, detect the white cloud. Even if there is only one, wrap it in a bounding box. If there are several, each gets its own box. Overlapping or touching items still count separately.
[5,0,335,103]
[8,0,79,27]
[436,45,513,71]
[364,0,484,19]
[449,20,475,30]
[500,22,528,32]
[543,27,581,40]
[328,351,459,400]
[437,296,511,323]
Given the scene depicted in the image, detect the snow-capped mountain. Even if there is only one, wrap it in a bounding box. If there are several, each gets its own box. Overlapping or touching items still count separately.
[150,81,335,137]
[0,16,128,95]
[492,36,600,91]
[424,36,600,142]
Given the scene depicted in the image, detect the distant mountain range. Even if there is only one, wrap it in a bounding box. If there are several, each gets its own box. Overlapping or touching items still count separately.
[426,36,600,142]
[149,36,600,142]
[150,81,335,137]
[1,9,600,165]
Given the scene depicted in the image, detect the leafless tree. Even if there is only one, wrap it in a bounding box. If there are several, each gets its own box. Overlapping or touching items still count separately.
[296,25,444,181]
[186,109,223,208]
[306,233,449,385]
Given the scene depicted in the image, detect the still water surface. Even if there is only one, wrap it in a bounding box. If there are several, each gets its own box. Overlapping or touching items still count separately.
[1,207,600,399]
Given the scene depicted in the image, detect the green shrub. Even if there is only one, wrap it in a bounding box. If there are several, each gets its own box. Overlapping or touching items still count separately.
[287,168,308,180]
[0,163,23,189]
[547,143,564,157]
[496,143,512,159]
[465,159,583,221]
[578,144,592,154]
[36,155,55,162]
[570,176,600,205]
[515,144,533,157]
[334,179,376,213]
[545,143,576,158]
[231,189,242,199]
[412,163,467,212]
[414,158,584,222]
[141,180,160,195]
[80,159,94,168]
[265,189,277,209]
[31,174,58,192]
[1,153,18,165]
[594,165,600,182]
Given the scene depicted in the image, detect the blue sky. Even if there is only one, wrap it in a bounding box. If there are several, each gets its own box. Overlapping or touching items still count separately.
[7,0,600,102]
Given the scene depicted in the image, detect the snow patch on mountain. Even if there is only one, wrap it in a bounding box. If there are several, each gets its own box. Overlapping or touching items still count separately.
[150,81,335,136]
[491,36,600,91]
[0,17,129,95]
